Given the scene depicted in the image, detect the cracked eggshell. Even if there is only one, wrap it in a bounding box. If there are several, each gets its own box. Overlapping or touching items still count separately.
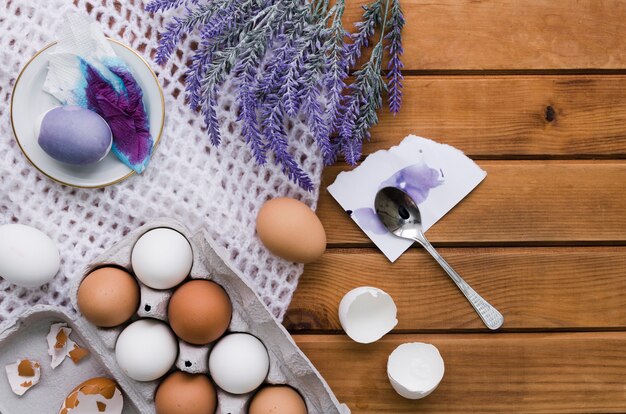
[338,287,398,344]
[5,359,41,396]
[46,322,89,369]
[387,342,445,400]
[47,323,72,369]
[59,377,123,414]
[0,224,60,288]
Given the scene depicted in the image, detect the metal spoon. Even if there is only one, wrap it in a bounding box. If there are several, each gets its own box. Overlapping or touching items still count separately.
[374,186,504,330]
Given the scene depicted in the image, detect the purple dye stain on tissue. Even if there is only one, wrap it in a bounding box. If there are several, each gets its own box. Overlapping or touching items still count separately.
[353,160,444,234]
[84,63,153,173]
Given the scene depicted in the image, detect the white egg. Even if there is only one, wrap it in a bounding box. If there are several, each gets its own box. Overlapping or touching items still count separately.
[131,228,193,289]
[338,287,398,344]
[115,319,178,381]
[0,224,60,288]
[387,342,445,399]
[209,333,269,394]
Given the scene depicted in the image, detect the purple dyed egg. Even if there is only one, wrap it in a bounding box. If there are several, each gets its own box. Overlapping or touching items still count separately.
[36,106,112,165]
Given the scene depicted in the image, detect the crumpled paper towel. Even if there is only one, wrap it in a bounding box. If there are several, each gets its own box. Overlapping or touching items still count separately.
[328,135,486,262]
[43,13,124,107]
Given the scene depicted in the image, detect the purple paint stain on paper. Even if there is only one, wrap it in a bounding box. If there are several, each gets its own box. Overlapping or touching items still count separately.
[353,159,444,234]
[84,63,153,173]
[352,208,388,234]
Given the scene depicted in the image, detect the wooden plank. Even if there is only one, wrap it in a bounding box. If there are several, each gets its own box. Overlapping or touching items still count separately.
[363,75,626,158]
[344,0,626,70]
[318,161,626,246]
[285,247,626,331]
[294,332,626,413]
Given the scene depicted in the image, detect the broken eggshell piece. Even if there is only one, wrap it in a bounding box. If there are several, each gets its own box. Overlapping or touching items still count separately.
[387,342,445,399]
[5,359,41,396]
[46,323,89,369]
[338,287,398,344]
[59,377,123,414]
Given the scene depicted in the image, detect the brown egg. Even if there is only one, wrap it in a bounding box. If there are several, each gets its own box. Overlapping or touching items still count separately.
[78,267,140,328]
[256,198,326,263]
[155,371,217,414]
[168,280,232,345]
[249,385,308,414]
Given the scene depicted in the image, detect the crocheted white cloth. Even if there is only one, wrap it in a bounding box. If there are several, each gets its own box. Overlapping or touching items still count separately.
[0,0,323,330]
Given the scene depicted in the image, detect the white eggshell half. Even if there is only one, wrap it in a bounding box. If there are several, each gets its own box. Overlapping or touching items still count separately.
[208,333,270,394]
[0,224,60,288]
[338,286,398,344]
[131,228,193,289]
[387,342,445,399]
[115,319,178,381]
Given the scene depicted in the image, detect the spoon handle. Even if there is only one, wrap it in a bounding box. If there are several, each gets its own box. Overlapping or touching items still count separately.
[417,238,504,330]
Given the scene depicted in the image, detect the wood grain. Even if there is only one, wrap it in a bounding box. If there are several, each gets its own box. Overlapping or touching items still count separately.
[344,0,626,70]
[318,161,626,246]
[285,247,626,331]
[361,76,626,158]
[294,332,626,413]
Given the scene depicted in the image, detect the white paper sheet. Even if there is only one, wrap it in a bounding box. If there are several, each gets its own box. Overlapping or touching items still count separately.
[327,135,486,262]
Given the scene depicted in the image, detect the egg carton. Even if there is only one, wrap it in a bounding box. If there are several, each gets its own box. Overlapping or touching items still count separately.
[0,305,142,414]
[69,218,350,414]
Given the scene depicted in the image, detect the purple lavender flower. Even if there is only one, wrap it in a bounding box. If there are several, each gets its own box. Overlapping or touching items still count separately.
[154,3,217,65]
[324,1,350,136]
[302,86,332,163]
[345,0,383,67]
[202,91,221,146]
[147,0,405,190]
[145,0,188,13]
[200,0,239,39]
[385,0,404,115]
[237,65,266,164]
[255,36,294,100]
[261,97,314,191]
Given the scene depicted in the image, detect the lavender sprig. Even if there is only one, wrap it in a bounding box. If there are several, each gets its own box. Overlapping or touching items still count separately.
[154,3,216,64]
[345,0,383,67]
[202,91,221,146]
[146,0,189,13]
[336,0,388,164]
[237,65,266,164]
[262,99,314,191]
[324,1,349,138]
[385,0,404,115]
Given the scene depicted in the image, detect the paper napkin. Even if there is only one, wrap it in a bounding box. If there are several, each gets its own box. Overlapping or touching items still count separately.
[328,135,486,262]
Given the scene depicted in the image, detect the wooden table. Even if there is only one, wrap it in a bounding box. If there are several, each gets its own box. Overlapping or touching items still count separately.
[283,1,626,412]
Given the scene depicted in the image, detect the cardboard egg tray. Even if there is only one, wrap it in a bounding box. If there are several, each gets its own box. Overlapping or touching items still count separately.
[68,218,350,414]
[0,219,349,414]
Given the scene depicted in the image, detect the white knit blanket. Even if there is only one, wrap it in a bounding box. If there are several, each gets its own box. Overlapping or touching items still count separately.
[0,0,323,330]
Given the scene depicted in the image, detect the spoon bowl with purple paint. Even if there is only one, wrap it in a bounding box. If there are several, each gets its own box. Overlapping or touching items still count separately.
[374,186,504,330]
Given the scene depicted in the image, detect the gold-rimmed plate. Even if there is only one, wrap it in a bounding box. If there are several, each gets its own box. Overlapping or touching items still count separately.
[10,39,164,188]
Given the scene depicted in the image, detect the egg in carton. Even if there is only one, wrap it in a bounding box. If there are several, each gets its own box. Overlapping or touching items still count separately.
[70,218,350,414]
